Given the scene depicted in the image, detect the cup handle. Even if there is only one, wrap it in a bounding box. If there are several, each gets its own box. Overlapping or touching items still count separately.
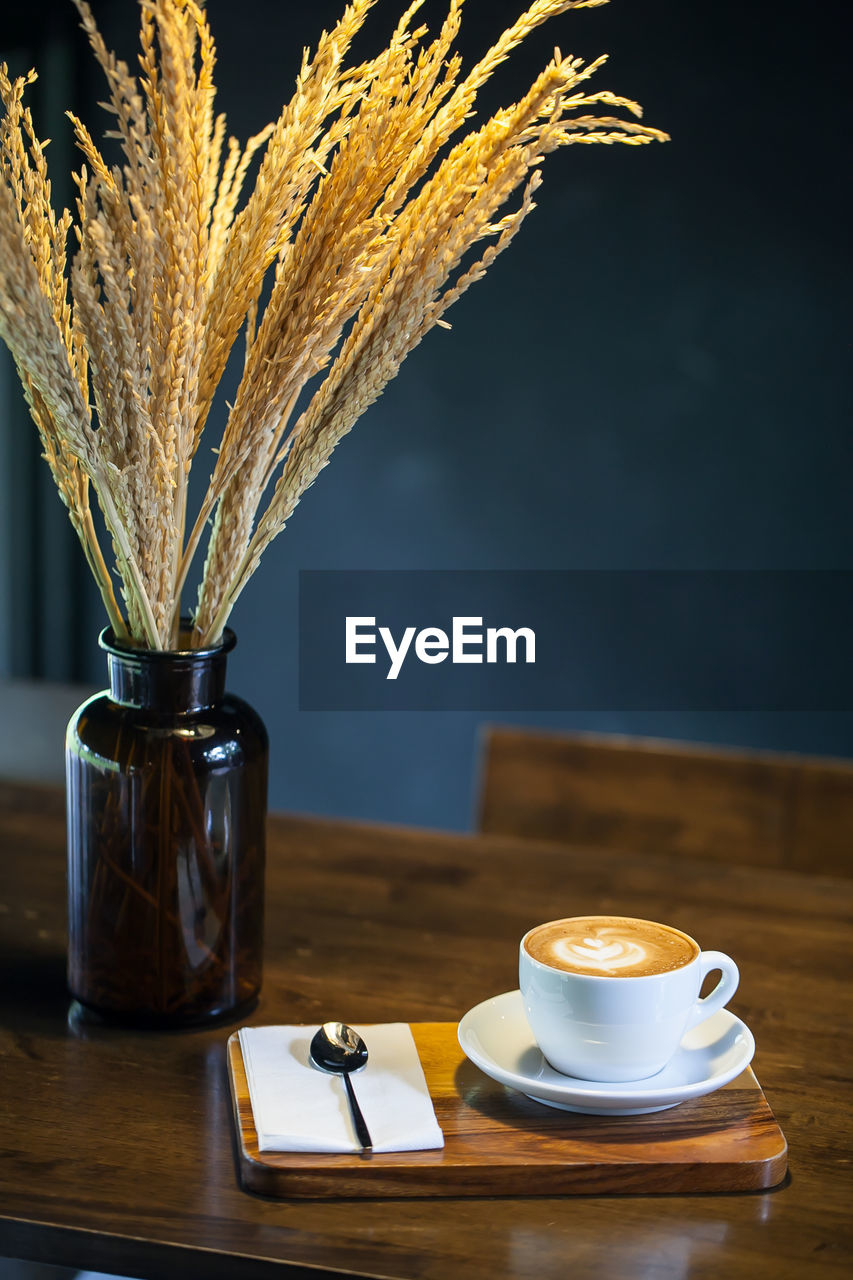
[685,950,740,1031]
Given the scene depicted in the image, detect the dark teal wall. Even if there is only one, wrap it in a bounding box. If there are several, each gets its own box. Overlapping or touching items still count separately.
[2,1,850,825]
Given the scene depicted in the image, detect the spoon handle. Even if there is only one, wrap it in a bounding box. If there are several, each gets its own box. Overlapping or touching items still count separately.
[343,1073,373,1153]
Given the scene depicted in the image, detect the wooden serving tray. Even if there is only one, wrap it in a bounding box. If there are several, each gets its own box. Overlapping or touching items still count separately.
[227,1024,787,1198]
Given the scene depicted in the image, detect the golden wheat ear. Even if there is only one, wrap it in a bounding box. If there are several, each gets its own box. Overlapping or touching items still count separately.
[0,1,666,648]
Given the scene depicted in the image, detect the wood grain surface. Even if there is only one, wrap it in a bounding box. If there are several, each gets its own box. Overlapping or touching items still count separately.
[478,726,853,875]
[0,777,851,1280]
[228,1026,787,1198]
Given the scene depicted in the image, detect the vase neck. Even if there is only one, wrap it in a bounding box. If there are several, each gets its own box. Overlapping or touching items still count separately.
[100,625,236,714]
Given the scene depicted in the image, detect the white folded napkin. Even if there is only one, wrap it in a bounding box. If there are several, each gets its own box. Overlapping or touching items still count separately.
[238,1023,445,1154]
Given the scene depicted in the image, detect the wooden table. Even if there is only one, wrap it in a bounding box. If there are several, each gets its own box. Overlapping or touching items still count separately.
[0,779,851,1279]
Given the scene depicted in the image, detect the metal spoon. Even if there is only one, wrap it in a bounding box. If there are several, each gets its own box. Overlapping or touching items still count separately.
[309,1021,373,1153]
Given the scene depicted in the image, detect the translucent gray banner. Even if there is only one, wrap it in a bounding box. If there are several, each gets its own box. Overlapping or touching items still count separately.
[298,570,853,711]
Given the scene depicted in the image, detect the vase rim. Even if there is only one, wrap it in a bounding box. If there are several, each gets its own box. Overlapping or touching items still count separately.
[99,619,237,661]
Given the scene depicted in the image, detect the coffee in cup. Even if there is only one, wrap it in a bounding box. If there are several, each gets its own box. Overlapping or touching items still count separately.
[524,915,699,977]
[519,915,739,1082]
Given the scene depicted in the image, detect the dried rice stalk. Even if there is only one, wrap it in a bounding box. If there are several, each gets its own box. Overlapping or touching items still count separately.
[0,0,667,649]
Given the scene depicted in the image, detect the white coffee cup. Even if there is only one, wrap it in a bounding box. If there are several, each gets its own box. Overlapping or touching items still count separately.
[519,915,739,1082]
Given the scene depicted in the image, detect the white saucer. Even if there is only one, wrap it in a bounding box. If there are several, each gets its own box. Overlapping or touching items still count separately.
[457,990,755,1115]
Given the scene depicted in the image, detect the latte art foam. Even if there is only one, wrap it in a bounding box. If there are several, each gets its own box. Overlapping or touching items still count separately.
[524,916,699,977]
[551,934,647,972]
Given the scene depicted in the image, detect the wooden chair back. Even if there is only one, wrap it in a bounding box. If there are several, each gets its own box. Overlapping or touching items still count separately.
[477,727,853,876]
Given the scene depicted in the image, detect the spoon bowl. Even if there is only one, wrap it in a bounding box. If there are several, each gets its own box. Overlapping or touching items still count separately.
[310,1022,369,1074]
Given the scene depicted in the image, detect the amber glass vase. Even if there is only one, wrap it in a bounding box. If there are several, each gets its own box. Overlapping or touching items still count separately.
[65,623,267,1026]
